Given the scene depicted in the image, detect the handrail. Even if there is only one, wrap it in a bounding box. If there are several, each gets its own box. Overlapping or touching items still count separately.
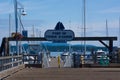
[0,55,22,59]
[23,54,42,64]
[0,55,23,72]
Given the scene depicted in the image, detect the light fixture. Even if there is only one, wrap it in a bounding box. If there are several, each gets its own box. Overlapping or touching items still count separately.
[21,10,27,16]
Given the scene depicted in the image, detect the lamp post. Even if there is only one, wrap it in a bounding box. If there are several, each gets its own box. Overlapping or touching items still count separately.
[18,8,27,33]
[18,8,26,54]
[14,0,26,55]
[14,0,19,55]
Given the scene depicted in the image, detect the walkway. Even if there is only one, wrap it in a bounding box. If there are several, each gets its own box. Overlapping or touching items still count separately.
[49,57,64,67]
[4,68,120,80]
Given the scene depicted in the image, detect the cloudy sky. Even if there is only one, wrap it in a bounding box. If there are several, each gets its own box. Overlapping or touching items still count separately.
[0,0,120,46]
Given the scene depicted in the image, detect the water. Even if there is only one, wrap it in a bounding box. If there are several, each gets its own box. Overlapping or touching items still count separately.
[50,51,92,57]
[50,52,63,57]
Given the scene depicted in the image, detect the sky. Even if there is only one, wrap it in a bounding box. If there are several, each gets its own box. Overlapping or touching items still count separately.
[0,0,120,46]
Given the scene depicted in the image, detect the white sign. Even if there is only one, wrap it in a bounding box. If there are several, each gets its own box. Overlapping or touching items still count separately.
[45,30,75,42]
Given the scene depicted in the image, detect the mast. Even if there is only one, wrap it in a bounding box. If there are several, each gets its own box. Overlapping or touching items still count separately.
[69,20,71,53]
[106,19,108,37]
[106,19,109,49]
[83,0,86,56]
[33,25,35,37]
[9,14,12,37]
[119,17,120,47]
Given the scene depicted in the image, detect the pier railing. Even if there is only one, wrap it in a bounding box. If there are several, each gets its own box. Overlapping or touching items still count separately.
[23,54,38,64]
[23,54,42,68]
[0,55,22,72]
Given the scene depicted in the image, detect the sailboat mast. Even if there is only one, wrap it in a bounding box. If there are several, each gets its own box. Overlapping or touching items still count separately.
[105,19,109,48]
[106,19,108,37]
[119,17,120,46]
[33,25,35,37]
[83,0,86,55]
[9,14,12,37]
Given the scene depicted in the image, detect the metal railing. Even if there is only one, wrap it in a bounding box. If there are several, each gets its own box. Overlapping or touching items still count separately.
[23,54,43,68]
[23,54,42,64]
[0,55,22,72]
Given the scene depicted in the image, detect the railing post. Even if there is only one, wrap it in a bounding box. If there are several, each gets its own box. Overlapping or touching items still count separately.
[22,54,24,64]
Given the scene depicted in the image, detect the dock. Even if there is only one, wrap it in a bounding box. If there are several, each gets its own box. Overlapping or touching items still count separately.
[1,57,120,80]
[1,67,120,80]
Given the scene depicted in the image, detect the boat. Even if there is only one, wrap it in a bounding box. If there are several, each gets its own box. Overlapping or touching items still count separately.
[95,50,109,63]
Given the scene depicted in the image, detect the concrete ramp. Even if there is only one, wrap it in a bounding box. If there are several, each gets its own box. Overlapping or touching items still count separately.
[49,57,64,68]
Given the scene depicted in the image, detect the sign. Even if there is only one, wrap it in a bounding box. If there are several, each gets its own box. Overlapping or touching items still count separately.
[22,30,28,37]
[45,30,75,42]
